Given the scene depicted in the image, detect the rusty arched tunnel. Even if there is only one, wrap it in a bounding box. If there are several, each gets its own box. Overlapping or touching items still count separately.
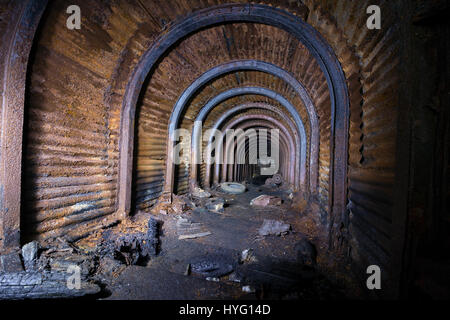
[0,0,449,301]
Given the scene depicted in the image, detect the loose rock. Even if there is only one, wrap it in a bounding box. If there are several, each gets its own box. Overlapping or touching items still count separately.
[192,187,211,198]
[258,219,291,236]
[250,195,282,207]
[240,249,258,264]
[21,241,40,271]
[206,197,225,213]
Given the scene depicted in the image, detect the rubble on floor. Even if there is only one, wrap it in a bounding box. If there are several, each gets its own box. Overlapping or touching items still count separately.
[98,217,160,266]
[240,249,258,264]
[0,214,162,300]
[205,197,225,213]
[250,195,282,207]
[192,187,211,199]
[189,254,234,278]
[242,285,256,293]
[176,217,212,240]
[258,219,291,236]
[152,194,194,215]
[21,241,39,271]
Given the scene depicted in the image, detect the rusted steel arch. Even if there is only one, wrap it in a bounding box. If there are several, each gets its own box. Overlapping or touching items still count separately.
[0,0,48,251]
[228,124,290,185]
[203,102,302,190]
[233,124,290,184]
[118,4,349,231]
[188,87,307,192]
[220,116,296,188]
[181,60,318,190]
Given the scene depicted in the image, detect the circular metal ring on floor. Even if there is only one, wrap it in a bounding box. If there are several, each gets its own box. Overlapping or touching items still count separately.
[219,182,246,194]
[272,174,283,185]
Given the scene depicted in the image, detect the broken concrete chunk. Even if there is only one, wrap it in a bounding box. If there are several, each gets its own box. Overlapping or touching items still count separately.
[21,241,40,271]
[192,187,211,198]
[206,197,225,213]
[258,219,291,236]
[250,195,282,207]
[240,249,258,264]
[206,277,220,282]
[242,285,256,293]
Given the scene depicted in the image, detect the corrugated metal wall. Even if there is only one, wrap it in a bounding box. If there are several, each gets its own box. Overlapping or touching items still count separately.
[22,0,150,241]
[304,0,401,292]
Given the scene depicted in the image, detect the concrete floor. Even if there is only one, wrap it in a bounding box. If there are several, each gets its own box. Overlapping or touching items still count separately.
[101,184,345,300]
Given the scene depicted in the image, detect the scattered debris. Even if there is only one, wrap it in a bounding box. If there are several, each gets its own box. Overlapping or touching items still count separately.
[176,217,211,240]
[172,195,188,214]
[294,239,317,266]
[152,194,193,215]
[258,219,291,236]
[190,254,234,278]
[250,195,282,207]
[192,187,211,198]
[219,182,246,194]
[205,197,225,213]
[178,232,212,240]
[97,257,126,278]
[99,217,160,266]
[242,285,256,293]
[206,277,220,282]
[228,272,242,283]
[240,249,258,264]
